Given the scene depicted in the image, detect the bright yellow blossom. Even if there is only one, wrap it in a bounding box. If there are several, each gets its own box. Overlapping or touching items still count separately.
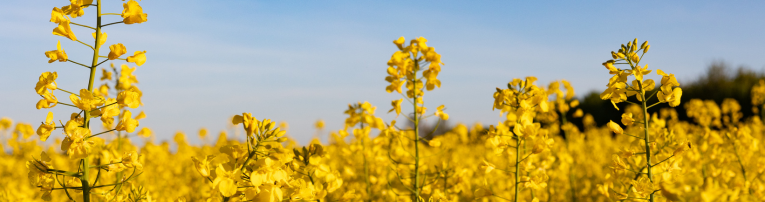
[50,7,68,24]
[621,112,634,125]
[70,89,104,111]
[61,121,94,159]
[135,111,146,120]
[126,50,147,66]
[52,21,76,41]
[44,41,68,63]
[117,87,141,108]
[108,43,127,60]
[212,165,239,197]
[116,110,139,133]
[61,0,93,18]
[435,105,449,120]
[35,72,58,95]
[137,127,152,137]
[607,120,623,134]
[100,68,112,81]
[92,32,107,46]
[122,0,148,24]
[36,91,58,109]
[388,99,403,117]
[36,112,55,141]
[478,160,495,173]
[233,113,258,137]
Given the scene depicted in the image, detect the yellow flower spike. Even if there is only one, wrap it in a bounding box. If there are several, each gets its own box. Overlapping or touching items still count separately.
[134,111,146,120]
[621,113,635,125]
[35,72,58,95]
[36,112,56,141]
[108,43,127,60]
[115,110,139,133]
[126,50,147,66]
[607,120,623,134]
[435,105,449,120]
[122,0,148,24]
[52,21,77,41]
[92,32,107,46]
[44,41,68,63]
[137,127,152,137]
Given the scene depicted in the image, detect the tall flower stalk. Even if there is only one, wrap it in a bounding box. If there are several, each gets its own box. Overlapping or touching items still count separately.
[601,39,683,202]
[384,36,447,201]
[31,0,148,201]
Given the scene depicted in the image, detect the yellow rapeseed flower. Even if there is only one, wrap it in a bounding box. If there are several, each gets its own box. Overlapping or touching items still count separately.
[44,41,68,63]
[115,110,139,133]
[108,43,127,60]
[127,50,147,66]
[435,105,449,120]
[35,71,58,95]
[36,112,55,141]
[122,0,148,24]
[70,89,104,111]
[607,120,623,134]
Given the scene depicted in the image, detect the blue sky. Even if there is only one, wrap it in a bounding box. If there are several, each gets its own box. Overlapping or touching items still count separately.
[2,0,765,145]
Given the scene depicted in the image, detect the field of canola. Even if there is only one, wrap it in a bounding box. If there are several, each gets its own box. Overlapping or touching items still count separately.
[2,0,765,201]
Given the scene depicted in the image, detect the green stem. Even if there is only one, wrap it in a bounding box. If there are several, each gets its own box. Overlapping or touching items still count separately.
[80,2,102,201]
[515,136,522,202]
[102,21,124,27]
[68,60,91,68]
[70,22,96,30]
[408,57,423,201]
[76,40,95,50]
[640,86,654,202]
[412,82,421,202]
[88,129,115,139]
[57,88,79,96]
[360,122,371,202]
